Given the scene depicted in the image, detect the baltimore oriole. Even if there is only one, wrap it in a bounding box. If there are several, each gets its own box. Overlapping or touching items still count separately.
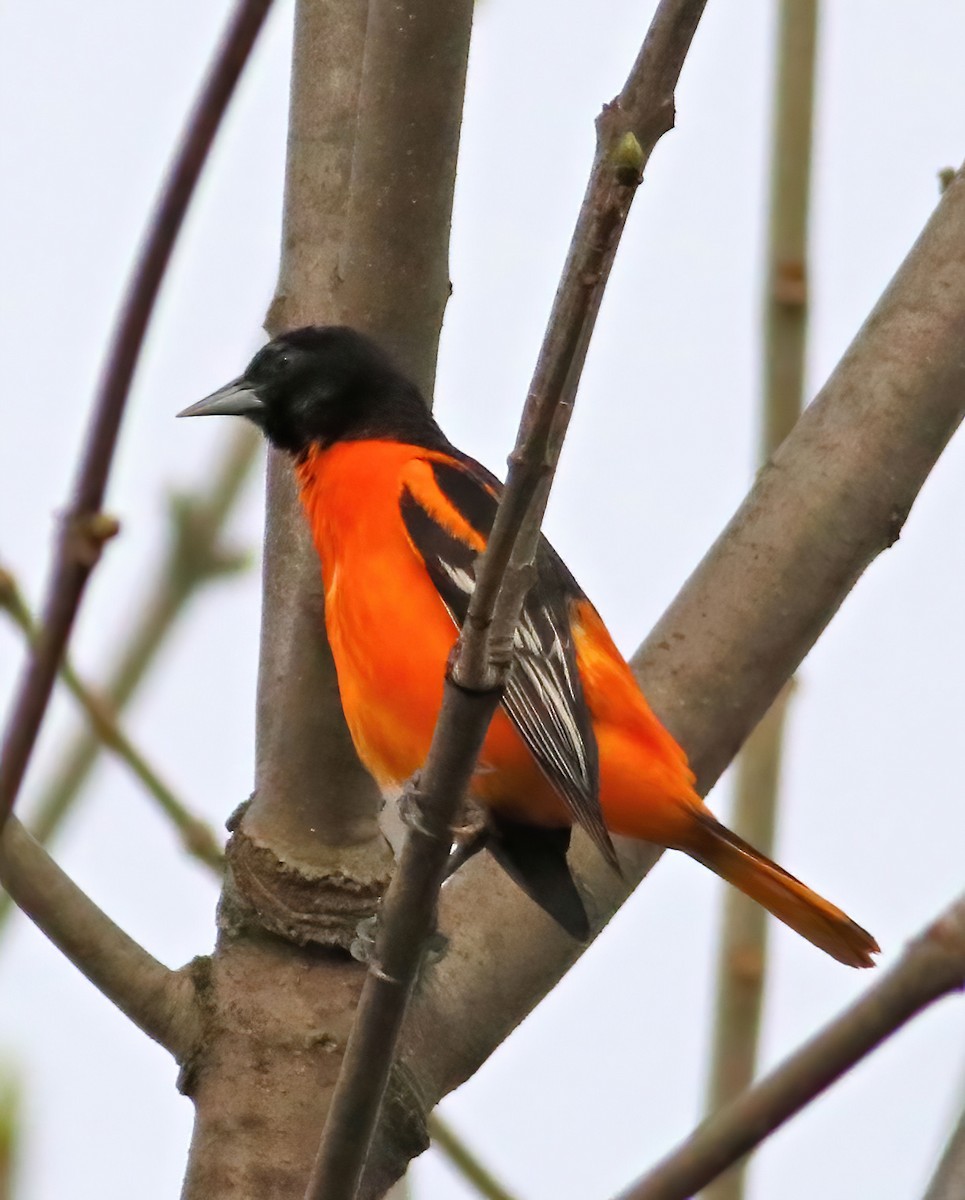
[180,325,878,967]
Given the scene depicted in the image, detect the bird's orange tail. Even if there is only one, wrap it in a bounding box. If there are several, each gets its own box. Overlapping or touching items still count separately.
[682,810,879,968]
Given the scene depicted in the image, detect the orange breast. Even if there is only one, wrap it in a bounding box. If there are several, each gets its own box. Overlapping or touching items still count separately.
[296,440,699,842]
[296,441,571,827]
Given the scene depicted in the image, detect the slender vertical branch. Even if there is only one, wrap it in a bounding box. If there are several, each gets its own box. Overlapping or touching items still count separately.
[704,684,793,1115]
[306,5,709,1199]
[0,0,274,829]
[760,0,819,457]
[613,892,965,1200]
[0,1071,17,1200]
[0,568,223,869]
[703,13,817,1195]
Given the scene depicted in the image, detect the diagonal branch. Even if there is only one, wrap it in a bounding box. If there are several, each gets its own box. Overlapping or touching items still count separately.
[0,815,200,1059]
[365,162,965,1194]
[0,566,223,870]
[428,1116,519,1200]
[0,0,274,829]
[305,4,709,1198]
[613,891,965,1200]
[21,427,257,846]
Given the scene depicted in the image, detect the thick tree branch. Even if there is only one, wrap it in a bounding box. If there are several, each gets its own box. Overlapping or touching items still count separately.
[335,0,474,396]
[182,1,475,1194]
[366,163,965,1192]
[704,6,818,1197]
[614,893,965,1200]
[251,0,380,875]
[0,816,200,1059]
[248,0,472,872]
[0,0,273,829]
[307,4,709,1198]
[0,567,223,870]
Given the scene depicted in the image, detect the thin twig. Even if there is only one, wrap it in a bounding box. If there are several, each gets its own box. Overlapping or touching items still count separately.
[25,428,256,845]
[0,1069,17,1200]
[429,1115,519,1200]
[0,429,255,936]
[0,815,200,1059]
[613,893,965,1200]
[704,11,818,1197]
[0,0,273,829]
[304,4,708,1199]
[0,567,223,870]
[923,1095,965,1200]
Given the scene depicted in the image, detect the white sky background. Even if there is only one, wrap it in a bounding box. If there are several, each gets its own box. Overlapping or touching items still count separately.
[1,1,965,1197]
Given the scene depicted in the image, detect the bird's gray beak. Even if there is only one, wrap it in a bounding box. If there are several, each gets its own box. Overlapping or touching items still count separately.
[177,378,265,419]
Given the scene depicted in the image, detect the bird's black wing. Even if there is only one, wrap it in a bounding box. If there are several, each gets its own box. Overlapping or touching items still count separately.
[399,453,618,871]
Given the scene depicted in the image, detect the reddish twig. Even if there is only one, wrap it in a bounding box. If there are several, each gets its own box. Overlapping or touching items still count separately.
[304,3,708,1198]
[0,0,274,827]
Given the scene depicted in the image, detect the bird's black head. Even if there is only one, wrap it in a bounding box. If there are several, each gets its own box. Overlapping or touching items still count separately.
[178,326,447,455]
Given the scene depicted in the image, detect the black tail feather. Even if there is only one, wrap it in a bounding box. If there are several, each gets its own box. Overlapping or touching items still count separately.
[486,823,589,941]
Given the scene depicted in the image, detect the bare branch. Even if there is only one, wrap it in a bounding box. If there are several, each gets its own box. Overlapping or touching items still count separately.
[704,6,818,1196]
[366,163,965,1191]
[0,567,223,870]
[21,428,256,842]
[760,0,819,458]
[0,430,254,941]
[0,815,200,1060]
[0,0,273,829]
[306,4,709,1198]
[613,893,965,1200]
[183,0,473,1189]
[924,1098,965,1200]
[335,0,474,397]
[252,0,473,867]
[458,0,709,686]
[0,1069,17,1200]
[428,1115,519,1200]
[704,684,792,1107]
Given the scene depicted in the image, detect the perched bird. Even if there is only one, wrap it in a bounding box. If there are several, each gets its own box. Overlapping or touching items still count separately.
[180,325,878,967]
